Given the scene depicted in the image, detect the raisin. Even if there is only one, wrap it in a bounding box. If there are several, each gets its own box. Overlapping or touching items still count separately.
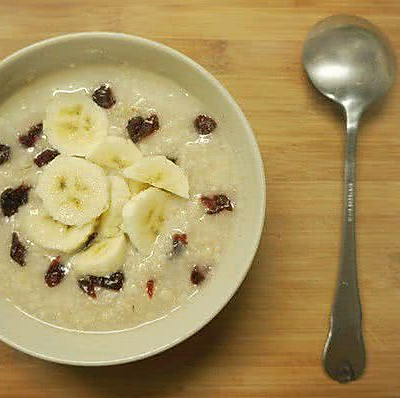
[45,256,68,287]
[18,123,43,148]
[127,116,144,140]
[99,272,124,291]
[166,156,178,164]
[81,232,98,251]
[127,114,160,143]
[34,148,60,167]
[92,84,116,109]
[190,265,209,285]
[1,184,31,217]
[78,278,97,298]
[145,114,159,131]
[146,279,155,298]
[10,232,27,266]
[0,144,11,165]
[200,194,233,215]
[194,114,217,135]
[78,272,124,298]
[171,233,188,256]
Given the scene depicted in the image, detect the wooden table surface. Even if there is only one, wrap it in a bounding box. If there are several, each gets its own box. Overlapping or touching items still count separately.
[1,1,400,397]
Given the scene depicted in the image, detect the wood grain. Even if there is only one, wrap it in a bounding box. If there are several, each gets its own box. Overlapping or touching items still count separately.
[1,1,400,397]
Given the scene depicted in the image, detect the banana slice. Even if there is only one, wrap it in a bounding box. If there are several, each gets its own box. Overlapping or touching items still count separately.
[98,175,131,237]
[71,234,127,276]
[123,187,172,255]
[123,155,189,198]
[36,156,109,227]
[88,136,142,170]
[20,206,95,253]
[127,179,150,195]
[44,92,108,156]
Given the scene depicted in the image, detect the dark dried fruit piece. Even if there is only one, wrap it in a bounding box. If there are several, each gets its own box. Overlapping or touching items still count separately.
[146,279,155,298]
[99,272,125,291]
[45,256,68,287]
[126,116,144,140]
[34,148,60,167]
[166,156,178,164]
[92,84,116,109]
[0,144,11,165]
[200,194,233,215]
[1,184,31,217]
[78,272,125,298]
[78,278,96,298]
[194,114,217,135]
[171,233,188,256]
[190,265,208,285]
[127,114,160,143]
[81,232,98,251]
[18,123,43,148]
[10,232,27,266]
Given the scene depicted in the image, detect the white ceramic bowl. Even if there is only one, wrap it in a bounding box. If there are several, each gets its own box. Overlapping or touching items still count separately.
[0,33,265,365]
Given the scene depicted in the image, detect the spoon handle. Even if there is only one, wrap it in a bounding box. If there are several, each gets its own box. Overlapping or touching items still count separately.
[323,116,366,383]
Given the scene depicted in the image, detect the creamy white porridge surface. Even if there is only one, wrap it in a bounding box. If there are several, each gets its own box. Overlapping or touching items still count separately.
[0,64,240,331]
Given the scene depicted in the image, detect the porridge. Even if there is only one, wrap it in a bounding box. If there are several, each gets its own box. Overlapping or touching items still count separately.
[0,65,240,331]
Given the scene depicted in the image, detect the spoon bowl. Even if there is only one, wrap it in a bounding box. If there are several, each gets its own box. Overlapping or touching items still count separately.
[303,15,396,383]
[303,15,396,114]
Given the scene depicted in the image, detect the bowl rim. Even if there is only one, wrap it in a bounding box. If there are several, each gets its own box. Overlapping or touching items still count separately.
[0,32,266,366]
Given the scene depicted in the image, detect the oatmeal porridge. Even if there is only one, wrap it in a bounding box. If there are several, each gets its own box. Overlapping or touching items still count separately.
[0,64,240,331]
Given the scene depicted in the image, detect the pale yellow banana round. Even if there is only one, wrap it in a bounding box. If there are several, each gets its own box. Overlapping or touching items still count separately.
[88,136,142,170]
[71,234,127,277]
[44,92,109,157]
[19,205,95,253]
[123,155,189,198]
[127,179,150,195]
[123,187,172,255]
[36,156,109,227]
[98,175,131,237]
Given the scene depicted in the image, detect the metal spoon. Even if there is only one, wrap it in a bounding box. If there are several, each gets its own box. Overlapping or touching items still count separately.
[302,15,396,383]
